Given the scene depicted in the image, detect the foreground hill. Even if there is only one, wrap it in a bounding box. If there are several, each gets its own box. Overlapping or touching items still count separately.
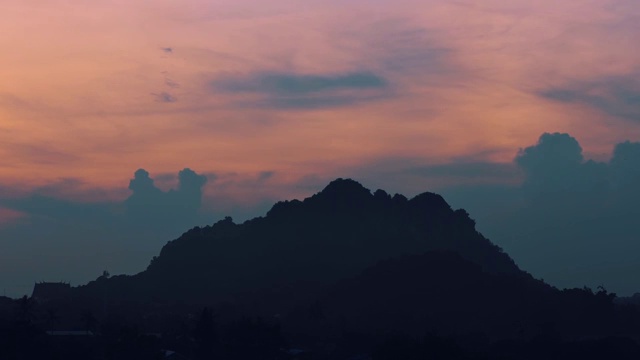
[78,178,529,304]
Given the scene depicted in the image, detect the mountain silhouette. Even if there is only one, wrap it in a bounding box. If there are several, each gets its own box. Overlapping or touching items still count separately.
[77,179,527,303]
[288,251,619,341]
[10,177,638,359]
[68,178,639,344]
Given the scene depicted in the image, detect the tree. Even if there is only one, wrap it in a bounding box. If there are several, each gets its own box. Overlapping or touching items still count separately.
[45,308,58,331]
[194,307,217,359]
[82,310,97,335]
[15,296,35,324]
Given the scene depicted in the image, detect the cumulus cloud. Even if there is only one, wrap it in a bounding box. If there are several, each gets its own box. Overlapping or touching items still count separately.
[125,168,207,222]
[125,169,167,217]
[316,132,640,295]
[2,168,209,229]
[610,140,640,189]
[514,132,608,194]
[128,169,161,195]
[176,168,208,209]
[509,132,640,199]
[2,135,640,296]
[0,168,209,296]
[438,133,640,295]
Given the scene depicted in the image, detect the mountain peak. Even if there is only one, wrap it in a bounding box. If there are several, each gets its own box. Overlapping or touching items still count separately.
[79,178,525,304]
[319,178,370,197]
[305,178,373,211]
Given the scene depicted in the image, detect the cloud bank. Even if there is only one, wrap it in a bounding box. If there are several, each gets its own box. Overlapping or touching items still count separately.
[0,168,209,297]
[440,133,640,295]
[3,133,640,296]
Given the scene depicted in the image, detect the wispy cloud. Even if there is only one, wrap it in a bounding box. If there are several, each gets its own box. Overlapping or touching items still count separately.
[0,207,26,228]
[408,161,519,180]
[151,92,177,103]
[214,71,387,94]
[164,78,180,89]
[7,143,81,165]
[540,74,640,122]
[212,71,390,109]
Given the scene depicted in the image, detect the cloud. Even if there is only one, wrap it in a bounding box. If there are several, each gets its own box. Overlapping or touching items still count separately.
[1,135,640,297]
[0,168,209,296]
[436,133,640,295]
[409,161,519,180]
[0,207,27,228]
[165,78,180,89]
[338,18,454,77]
[303,132,640,295]
[513,132,606,194]
[3,194,98,219]
[258,171,275,182]
[215,71,387,94]
[126,168,208,221]
[176,168,208,208]
[610,140,640,189]
[354,135,640,295]
[254,93,391,110]
[211,71,390,109]
[151,92,177,103]
[2,168,208,229]
[7,143,81,165]
[539,75,640,122]
[125,169,165,212]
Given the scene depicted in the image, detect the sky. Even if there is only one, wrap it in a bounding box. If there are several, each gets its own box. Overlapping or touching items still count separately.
[1,0,640,297]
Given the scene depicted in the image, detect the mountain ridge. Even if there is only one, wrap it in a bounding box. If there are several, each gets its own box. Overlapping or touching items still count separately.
[25,177,635,346]
[76,178,532,304]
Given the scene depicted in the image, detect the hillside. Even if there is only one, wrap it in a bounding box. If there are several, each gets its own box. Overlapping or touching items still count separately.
[288,251,618,341]
[77,178,529,305]
[31,178,640,356]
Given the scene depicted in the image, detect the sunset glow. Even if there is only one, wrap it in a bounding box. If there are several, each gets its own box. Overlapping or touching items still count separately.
[2,0,639,197]
[2,0,640,296]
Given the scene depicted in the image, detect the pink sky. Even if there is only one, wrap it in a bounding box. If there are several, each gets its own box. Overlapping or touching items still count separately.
[1,0,640,204]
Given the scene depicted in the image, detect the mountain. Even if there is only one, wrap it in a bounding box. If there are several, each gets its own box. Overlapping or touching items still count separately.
[287,251,618,341]
[11,178,638,358]
[77,178,528,303]
[69,178,640,343]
